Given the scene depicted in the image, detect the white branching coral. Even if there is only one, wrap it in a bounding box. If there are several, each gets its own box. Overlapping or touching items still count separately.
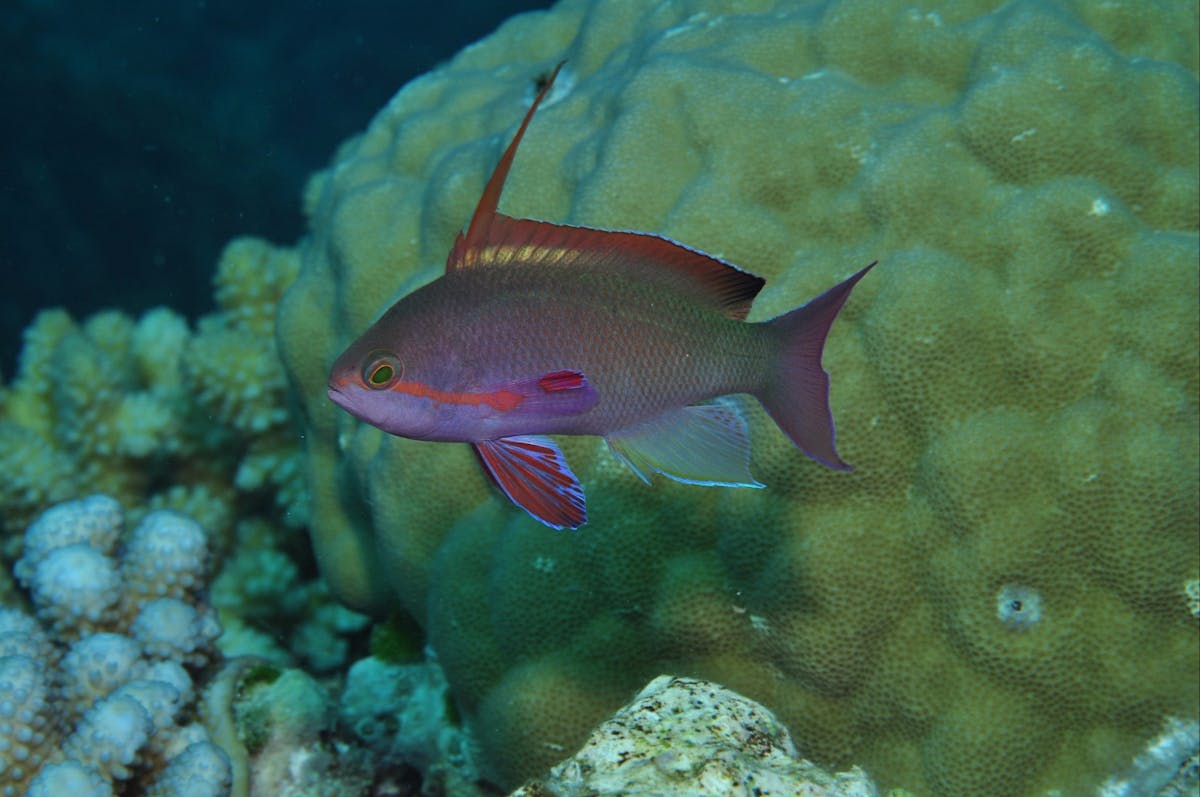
[0,495,232,796]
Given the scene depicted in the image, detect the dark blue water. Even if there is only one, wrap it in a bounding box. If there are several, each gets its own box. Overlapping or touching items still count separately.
[0,0,553,376]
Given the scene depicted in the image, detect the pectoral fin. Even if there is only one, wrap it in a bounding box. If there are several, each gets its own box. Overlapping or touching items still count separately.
[486,369,598,418]
[474,435,586,529]
[606,400,763,488]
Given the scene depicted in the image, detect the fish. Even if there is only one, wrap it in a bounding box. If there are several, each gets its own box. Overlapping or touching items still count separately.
[327,62,875,530]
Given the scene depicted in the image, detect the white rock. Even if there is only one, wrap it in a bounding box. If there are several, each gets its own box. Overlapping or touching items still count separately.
[510,675,878,797]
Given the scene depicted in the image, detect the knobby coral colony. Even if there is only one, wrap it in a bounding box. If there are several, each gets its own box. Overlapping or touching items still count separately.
[0,235,304,548]
[0,495,231,795]
[275,0,1199,794]
[0,499,471,797]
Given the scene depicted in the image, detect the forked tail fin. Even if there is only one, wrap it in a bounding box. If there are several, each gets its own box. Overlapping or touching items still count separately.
[757,262,876,470]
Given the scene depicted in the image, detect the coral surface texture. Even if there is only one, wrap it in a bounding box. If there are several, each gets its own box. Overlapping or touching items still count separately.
[274,0,1200,794]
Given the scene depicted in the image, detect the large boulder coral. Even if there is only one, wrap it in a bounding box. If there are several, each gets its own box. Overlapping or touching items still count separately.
[275,0,1199,794]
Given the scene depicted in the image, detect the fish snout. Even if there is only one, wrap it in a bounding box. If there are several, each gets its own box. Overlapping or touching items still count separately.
[327,385,354,413]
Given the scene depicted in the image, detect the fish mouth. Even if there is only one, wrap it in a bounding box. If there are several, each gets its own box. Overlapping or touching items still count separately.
[327,385,354,413]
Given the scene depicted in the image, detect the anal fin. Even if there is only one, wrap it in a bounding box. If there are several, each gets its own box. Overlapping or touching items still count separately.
[474,435,586,529]
[606,400,763,488]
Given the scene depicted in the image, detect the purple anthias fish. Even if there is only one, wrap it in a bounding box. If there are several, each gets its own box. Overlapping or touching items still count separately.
[328,63,874,529]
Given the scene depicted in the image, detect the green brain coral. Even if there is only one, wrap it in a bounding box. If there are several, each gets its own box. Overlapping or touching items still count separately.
[275,0,1199,794]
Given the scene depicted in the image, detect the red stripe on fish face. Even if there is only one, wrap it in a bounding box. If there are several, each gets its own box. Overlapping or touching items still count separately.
[389,379,524,412]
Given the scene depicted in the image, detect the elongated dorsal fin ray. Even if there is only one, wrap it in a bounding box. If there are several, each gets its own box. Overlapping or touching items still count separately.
[452,61,566,270]
[446,60,765,320]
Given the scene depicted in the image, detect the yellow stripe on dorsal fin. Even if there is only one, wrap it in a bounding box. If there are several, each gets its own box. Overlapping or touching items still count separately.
[454,212,766,321]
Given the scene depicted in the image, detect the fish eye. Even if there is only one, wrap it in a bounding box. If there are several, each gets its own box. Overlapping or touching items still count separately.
[363,353,402,389]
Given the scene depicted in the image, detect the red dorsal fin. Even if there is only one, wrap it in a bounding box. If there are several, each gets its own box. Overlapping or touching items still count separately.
[455,214,766,320]
[446,60,765,320]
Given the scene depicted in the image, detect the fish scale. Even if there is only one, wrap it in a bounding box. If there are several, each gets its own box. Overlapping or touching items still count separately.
[428,266,771,432]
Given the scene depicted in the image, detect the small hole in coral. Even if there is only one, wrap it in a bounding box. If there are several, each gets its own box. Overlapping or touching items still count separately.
[996,584,1043,631]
